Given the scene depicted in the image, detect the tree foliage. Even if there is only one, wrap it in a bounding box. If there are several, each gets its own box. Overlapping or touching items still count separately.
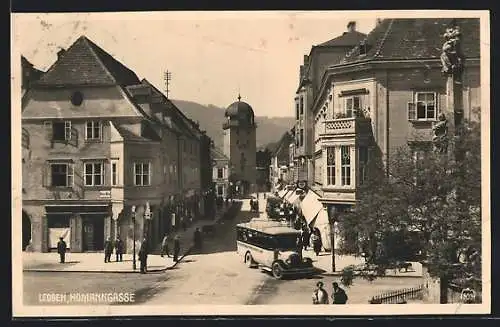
[338,112,481,288]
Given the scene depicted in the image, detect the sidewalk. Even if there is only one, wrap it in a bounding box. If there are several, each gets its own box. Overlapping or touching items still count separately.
[23,203,236,273]
[303,248,423,278]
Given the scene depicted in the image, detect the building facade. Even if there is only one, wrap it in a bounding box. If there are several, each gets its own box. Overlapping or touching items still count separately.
[269,129,294,192]
[211,146,230,200]
[21,35,207,253]
[222,96,257,196]
[256,148,271,192]
[293,21,367,190]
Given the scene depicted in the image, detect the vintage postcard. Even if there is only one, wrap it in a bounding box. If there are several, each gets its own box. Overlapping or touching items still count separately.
[11,10,491,317]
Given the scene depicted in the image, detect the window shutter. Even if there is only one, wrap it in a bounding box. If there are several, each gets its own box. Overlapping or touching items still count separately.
[70,127,79,147]
[44,121,53,143]
[407,102,416,120]
[65,121,72,141]
[42,162,51,187]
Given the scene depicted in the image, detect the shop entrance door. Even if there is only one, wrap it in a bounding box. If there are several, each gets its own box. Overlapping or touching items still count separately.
[82,216,105,252]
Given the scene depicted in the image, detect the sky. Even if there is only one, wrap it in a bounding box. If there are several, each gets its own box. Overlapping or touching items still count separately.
[13,12,381,117]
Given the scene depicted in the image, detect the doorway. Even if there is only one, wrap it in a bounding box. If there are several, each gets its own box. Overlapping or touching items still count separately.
[22,210,31,251]
[82,216,105,252]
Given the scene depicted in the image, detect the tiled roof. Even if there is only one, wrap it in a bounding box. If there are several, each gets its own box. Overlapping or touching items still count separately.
[211,146,229,161]
[141,79,200,139]
[114,122,161,142]
[342,18,480,64]
[317,31,367,47]
[35,35,140,86]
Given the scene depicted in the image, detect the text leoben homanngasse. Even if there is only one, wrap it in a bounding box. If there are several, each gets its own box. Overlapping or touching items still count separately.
[38,292,135,304]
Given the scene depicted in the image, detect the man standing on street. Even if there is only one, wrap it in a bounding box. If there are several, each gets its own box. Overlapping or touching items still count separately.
[193,228,202,253]
[115,235,124,262]
[312,281,329,304]
[57,237,67,264]
[138,237,149,274]
[173,235,181,262]
[331,282,348,304]
[104,237,113,263]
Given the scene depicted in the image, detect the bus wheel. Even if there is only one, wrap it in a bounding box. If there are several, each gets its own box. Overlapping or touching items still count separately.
[245,252,254,268]
[272,262,284,279]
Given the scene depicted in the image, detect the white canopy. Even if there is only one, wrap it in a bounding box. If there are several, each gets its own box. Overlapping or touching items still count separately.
[287,191,300,204]
[301,191,324,224]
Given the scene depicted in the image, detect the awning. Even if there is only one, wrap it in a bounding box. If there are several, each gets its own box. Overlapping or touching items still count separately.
[282,190,292,200]
[287,191,300,204]
[301,191,324,224]
[314,208,329,226]
[278,189,286,198]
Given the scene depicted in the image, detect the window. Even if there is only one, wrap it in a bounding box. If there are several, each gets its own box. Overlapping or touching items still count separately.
[217,185,224,196]
[326,147,335,186]
[295,101,300,119]
[134,162,151,186]
[50,163,74,187]
[51,121,72,141]
[341,146,351,186]
[84,162,104,186]
[299,129,304,147]
[300,97,304,115]
[85,121,102,140]
[344,96,361,118]
[358,146,368,185]
[217,168,224,179]
[111,161,118,186]
[409,92,437,120]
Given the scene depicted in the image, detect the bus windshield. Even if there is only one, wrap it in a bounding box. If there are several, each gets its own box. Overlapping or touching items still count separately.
[274,233,298,251]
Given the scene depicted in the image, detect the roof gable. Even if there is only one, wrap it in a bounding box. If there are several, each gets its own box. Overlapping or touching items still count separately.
[317,30,367,47]
[343,18,480,64]
[35,35,140,87]
[211,146,229,161]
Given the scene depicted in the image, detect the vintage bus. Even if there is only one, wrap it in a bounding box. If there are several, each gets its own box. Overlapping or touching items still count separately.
[236,219,316,279]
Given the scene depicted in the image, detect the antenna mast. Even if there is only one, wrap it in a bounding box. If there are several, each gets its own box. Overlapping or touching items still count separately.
[163,70,172,99]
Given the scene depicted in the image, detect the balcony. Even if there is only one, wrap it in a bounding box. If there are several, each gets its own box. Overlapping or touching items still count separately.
[320,117,372,139]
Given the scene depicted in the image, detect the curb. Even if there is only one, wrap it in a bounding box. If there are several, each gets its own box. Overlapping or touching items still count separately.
[23,247,193,274]
[23,205,238,274]
[319,271,423,278]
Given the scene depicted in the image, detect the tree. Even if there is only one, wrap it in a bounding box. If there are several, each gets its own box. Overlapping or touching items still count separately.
[337,112,481,290]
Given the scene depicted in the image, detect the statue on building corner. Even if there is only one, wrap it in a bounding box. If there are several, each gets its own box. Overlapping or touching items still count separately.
[440,22,465,77]
[432,113,449,153]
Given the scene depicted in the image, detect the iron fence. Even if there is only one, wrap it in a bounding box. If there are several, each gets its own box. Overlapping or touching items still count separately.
[369,285,423,304]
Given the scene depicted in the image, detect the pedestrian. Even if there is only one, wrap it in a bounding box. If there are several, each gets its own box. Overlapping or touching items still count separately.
[302,227,310,251]
[104,237,113,263]
[296,235,303,259]
[193,227,202,252]
[312,281,329,304]
[331,282,348,304]
[173,235,181,262]
[115,235,124,262]
[161,233,171,258]
[57,236,67,264]
[138,237,148,274]
[311,231,322,256]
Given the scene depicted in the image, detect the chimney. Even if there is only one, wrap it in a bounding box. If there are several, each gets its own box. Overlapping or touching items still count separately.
[57,48,66,60]
[347,21,356,33]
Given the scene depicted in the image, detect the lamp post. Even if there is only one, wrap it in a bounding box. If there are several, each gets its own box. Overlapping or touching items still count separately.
[144,202,151,244]
[131,205,136,271]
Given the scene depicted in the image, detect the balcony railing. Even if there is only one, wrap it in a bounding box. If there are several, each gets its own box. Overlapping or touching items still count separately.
[321,117,371,137]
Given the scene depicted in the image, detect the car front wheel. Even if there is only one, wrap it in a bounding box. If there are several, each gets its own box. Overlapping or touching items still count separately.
[272,262,284,279]
[245,252,254,268]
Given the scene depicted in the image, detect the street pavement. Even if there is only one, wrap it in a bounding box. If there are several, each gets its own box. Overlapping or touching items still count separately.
[22,194,423,306]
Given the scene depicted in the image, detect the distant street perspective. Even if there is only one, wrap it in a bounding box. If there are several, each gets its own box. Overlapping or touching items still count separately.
[18,12,484,310]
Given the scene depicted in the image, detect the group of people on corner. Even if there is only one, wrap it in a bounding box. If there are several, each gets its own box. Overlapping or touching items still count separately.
[295,226,323,257]
[312,281,348,305]
[103,236,125,263]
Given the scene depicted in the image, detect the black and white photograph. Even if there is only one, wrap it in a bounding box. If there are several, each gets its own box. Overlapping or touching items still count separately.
[11,10,490,316]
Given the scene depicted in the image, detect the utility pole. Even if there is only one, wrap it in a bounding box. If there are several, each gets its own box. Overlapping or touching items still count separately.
[163,70,172,99]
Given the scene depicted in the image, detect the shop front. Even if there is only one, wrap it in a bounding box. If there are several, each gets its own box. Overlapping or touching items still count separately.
[44,204,111,252]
